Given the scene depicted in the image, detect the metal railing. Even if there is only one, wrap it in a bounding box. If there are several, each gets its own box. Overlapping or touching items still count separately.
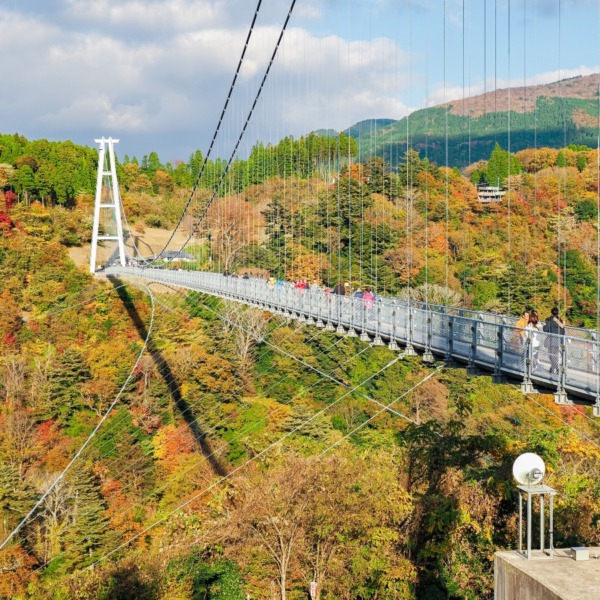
[103,267,600,409]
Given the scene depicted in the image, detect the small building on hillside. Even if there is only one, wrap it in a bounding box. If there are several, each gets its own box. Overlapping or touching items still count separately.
[477,182,506,204]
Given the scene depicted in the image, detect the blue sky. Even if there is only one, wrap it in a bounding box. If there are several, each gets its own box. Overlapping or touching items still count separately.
[1,0,598,163]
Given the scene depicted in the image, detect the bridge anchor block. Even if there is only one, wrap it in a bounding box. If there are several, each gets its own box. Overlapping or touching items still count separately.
[520,378,538,394]
[403,344,417,357]
[553,390,572,405]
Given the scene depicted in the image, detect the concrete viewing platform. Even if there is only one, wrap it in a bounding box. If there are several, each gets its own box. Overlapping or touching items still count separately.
[495,548,600,599]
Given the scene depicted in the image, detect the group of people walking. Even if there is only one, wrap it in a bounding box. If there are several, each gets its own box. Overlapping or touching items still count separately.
[262,275,378,309]
[515,307,565,373]
[331,282,376,308]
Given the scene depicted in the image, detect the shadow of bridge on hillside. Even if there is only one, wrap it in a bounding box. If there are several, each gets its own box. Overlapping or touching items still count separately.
[108,276,229,478]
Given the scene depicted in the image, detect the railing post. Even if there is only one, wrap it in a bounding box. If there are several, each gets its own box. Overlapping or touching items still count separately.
[422,308,434,363]
[406,301,413,348]
[493,323,505,383]
[372,300,384,346]
[336,295,346,334]
[388,301,399,350]
[315,290,325,328]
[305,288,314,324]
[347,295,358,338]
[359,301,369,341]
[325,294,336,331]
[467,318,478,375]
[445,315,455,366]
[520,336,536,393]
[405,302,417,356]
[554,337,571,405]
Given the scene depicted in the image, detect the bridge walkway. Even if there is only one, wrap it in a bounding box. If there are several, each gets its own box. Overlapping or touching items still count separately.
[103,267,600,412]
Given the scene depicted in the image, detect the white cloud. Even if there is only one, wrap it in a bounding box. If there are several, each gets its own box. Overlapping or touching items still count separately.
[0,0,597,160]
[65,0,228,31]
[39,93,148,131]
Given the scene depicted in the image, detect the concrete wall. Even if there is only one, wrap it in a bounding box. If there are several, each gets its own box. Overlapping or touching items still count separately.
[495,553,562,600]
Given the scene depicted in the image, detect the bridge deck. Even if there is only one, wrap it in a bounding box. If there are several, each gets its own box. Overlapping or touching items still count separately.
[103,267,600,410]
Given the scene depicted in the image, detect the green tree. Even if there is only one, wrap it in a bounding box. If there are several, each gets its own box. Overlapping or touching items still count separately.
[45,347,91,421]
[564,249,597,325]
[574,200,597,222]
[143,151,162,178]
[485,142,522,186]
[555,150,567,167]
[62,467,112,570]
[399,149,424,187]
[11,165,36,202]
[0,464,36,539]
[496,262,552,312]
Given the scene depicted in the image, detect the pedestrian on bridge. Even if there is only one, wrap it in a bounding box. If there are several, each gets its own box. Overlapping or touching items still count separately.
[515,309,530,337]
[333,282,345,295]
[525,311,543,369]
[362,287,375,309]
[544,307,565,374]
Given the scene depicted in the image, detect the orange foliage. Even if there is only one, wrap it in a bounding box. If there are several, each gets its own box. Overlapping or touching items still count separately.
[516,147,559,172]
[345,162,367,183]
[0,545,37,598]
[152,423,195,473]
[290,253,330,284]
[204,197,262,271]
[36,419,60,446]
[383,247,423,284]
[0,290,21,348]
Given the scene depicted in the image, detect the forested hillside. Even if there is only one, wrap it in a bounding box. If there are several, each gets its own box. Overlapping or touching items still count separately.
[1,129,600,598]
[353,74,600,167]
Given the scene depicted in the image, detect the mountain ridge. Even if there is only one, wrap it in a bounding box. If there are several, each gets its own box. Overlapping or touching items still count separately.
[342,73,600,167]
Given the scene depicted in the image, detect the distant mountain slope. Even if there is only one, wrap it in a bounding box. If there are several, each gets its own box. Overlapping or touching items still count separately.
[350,73,600,168]
[344,119,397,139]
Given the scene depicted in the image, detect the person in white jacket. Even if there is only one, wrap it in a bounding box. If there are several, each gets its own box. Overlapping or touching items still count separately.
[525,311,543,369]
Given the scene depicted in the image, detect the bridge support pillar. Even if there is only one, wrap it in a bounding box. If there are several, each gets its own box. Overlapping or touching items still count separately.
[372,335,384,346]
[90,137,126,274]
[403,344,417,357]
[594,403,600,418]
[421,349,434,363]
[467,363,480,375]
[553,390,572,405]
[520,379,537,394]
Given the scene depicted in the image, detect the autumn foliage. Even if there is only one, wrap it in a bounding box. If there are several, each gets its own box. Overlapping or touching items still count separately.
[2,137,600,599]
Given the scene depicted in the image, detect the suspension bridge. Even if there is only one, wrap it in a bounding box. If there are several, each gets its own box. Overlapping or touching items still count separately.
[86,0,600,416]
[102,265,600,411]
[4,3,600,594]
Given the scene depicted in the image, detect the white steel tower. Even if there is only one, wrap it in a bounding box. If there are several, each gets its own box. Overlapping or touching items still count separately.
[90,137,127,274]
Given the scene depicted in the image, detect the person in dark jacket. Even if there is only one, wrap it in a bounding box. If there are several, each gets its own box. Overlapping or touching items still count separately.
[544,307,565,374]
[333,282,345,295]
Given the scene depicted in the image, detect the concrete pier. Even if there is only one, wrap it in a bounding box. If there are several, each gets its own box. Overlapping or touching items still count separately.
[495,548,600,599]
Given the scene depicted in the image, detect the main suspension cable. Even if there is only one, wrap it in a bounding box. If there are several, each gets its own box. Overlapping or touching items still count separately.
[157,0,265,258]
[167,0,298,262]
